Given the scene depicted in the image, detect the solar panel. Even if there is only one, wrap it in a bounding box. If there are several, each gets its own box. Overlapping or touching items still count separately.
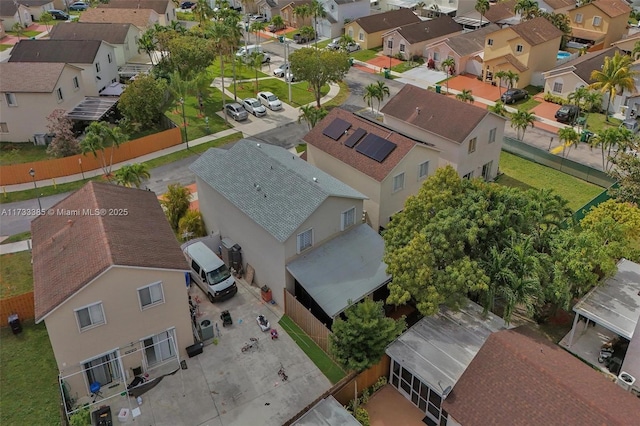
[356,133,397,163]
[344,128,367,148]
[322,118,352,140]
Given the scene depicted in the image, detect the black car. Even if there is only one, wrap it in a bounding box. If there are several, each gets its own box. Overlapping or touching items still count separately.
[555,105,580,124]
[49,9,69,20]
[180,1,196,9]
[500,88,528,104]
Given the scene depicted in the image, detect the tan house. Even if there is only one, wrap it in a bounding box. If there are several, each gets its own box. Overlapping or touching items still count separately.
[381,15,463,60]
[482,16,563,88]
[380,84,506,181]
[0,1,33,28]
[344,8,420,50]
[483,0,518,26]
[0,62,85,142]
[280,0,312,28]
[539,0,575,14]
[568,0,631,51]
[98,0,176,26]
[304,108,440,231]
[191,140,391,325]
[32,182,193,416]
[611,32,640,54]
[80,8,160,31]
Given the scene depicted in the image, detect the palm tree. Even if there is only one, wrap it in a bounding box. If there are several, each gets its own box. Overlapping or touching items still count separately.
[488,101,508,117]
[250,20,267,47]
[300,25,315,46]
[558,127,579,159]
[500,238,542,324]
[504,70,519,89]
[441,57,456,94]
[430,3,440,17]
[168,71,196,136]
[338,34,355,49]
[591,127,634,171]
[162,183,192,232]
[590,51,639,121]
[511,111,535,140]
[493,70,508,97]
[514,0,539,21]
[298,105,328,130]
[249,51,265,91]
[80,122,128,178]
[169,20,187,35]
[363,83,378,114]
[114,163,151,188]
[481,247,514,315]
[456,89,475,103]
[178,210,207,241]
[270,15,285,33]
[582,90,602,124]
[193,0,213,26]
[40,11,53,34]
[208,21,234,124]
[414,1,426,17]
[475,0,490,28]
[633,40,640,60]
[309,0,326,48]
[567,86,589,123]
[375,81,390,113]
[137,31,157,65]
[294,4,312,29]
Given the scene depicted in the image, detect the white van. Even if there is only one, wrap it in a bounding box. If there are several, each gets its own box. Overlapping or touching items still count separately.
[183,241,237,302]
[236,45,271,63]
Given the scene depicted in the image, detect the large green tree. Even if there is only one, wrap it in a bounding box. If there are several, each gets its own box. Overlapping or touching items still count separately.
[330,299,406,372]
[290,47,350,107]
[609,151,640,204]
[298,105,328,130]
[167,35,216,78]
[118,74,168,130]
[590,51,639,121]
[178,210,207,241]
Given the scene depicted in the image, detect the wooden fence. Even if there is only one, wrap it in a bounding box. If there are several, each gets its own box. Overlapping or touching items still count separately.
[0,128,182,186]
[0,291,34,324]
[284,289,332,355]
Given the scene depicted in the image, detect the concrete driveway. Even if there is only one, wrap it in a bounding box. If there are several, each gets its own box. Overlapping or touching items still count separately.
[396,66,447,87]
[128,280,331,426]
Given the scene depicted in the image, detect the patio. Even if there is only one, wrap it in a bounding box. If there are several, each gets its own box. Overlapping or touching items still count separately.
[559,322,618,375]
[447,74,501,101]
[364,385,426,426]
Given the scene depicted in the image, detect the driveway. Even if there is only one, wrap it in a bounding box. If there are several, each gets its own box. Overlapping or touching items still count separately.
[396,66,447,87]
[128,279,331,426]
[447,74,501,101]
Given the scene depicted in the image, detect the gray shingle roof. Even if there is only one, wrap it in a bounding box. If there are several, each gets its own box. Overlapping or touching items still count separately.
[49,22,133,45]
[190,139,366,242]
[0,62,68,92]
[8,39,103,64]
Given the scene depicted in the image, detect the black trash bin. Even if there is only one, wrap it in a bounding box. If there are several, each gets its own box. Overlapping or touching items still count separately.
[186,342,204,358]
[8,314,22,335]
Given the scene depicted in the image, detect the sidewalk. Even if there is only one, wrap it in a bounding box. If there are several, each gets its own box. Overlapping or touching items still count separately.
[0,239,31,255]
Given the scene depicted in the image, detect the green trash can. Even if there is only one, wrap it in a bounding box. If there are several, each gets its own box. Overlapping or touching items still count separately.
[580,130,593,143]
[349,57,354,66]
[435,84,441,94]
[383,68,391,79]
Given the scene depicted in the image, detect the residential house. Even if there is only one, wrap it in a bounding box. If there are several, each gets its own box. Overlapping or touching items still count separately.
[425,24,501,77]
[482,16,563,88]
[49,22,141,66]
[344,8,420,50]
[483,0,519,27]
[9,39,118,96]
[14,0,54,21]
[380,84,506,181]
[321,0,370,39]
[0,62,85,142]
[303,108,440,231]
[568,0,631,51]
[611,32,640,54]
[0,18,6,38]
[80,8,160,31]
[380,0,474,17]
[191,140,391,325]
[256,0,280,20]
[537,0,575,14]
[381,15,463,60]
[280,1,312,28]
[32,182,193,410]
[98,0,176,26]
[0,0,33,28]
[444,326,640,425]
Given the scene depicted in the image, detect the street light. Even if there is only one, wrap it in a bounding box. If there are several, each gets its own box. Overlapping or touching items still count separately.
[29,168,42,211]
[180,97,189,149]
[388,37,393,69]
[78,158,85,179]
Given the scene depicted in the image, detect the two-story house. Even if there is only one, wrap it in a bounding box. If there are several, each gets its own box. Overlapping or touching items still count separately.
[9,39,119,96]
[15,0,54,21]
[280,1,312,29]
[345,8,421,50]
[381,15,463,60]
[482,16,563,88]
[0,62,85,142]
[380,84,506,181]
[98,0,176,26]
[32,182,193,411]
[80,7,160,31]
[191,140,391,325]
[0,0,33,28]
[568,0,631,51]
[304,108,440,231]
[277,0,370,39]
[256,0,280,20]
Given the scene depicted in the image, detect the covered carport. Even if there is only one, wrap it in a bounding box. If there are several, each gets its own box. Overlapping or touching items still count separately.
[66,97,119,121]
[286,224,391,326]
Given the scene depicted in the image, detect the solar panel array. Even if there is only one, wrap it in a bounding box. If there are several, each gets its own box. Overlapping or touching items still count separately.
[344,128,367,148]
[355,133,397,162]
[322,118,352,140]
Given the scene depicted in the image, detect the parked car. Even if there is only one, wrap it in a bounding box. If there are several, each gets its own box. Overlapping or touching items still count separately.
[50,9,69,20]
[267,23,285,32]
[257,91,282,111]
[250,14,267,23]
[273,62,290,77]
[500,88,528,104]
[284,72,296,83]
[327,37,341,50]
[225,102,249,121]
[236,45,270,64]
[293,32,315,44]
[343,42,360,53]
[180,1,196,9]
[68,2,88,11]
[242,97,267,117]
[554,104,580,123]
[620,118,640,133]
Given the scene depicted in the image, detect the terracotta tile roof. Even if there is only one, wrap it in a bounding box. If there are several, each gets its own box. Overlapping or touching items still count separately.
[380,84,490,144]
[484,0,516,22]
[440,24,501,57]
[303,108,437,182]
[591,0,632,18]
[543,0,575,10]
[571,27,607,42]
[80,7,157,29]
[443,327,640,426]
[353,9,420,34]
[8,39,103,64]
[502,52,529,72]
[49,22,134,45]
[0,62,72,92]
[32,182,188,322]
[510,16,563,46]
[98,0,170,14]
[391,15,462,45]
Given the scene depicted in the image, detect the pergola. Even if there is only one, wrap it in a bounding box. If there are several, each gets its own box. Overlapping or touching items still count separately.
[66,97,119,121]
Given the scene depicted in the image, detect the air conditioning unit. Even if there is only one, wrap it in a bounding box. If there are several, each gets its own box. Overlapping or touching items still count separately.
[617,372,636,391]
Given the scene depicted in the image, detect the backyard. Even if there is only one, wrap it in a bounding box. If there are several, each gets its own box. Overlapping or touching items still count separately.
[0,251,33,298]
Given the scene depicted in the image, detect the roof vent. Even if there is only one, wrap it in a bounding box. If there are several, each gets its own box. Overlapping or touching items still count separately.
[254,183,261,191]
[416,107,420,114]
[312,177,318,182]
[256,143,261,148]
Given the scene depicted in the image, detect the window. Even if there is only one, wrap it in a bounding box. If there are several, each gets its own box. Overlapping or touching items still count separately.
[330,4,334,10]
[468,137,477,154]
[73,76,79,90]
[138,282,164,309]
[0,122,8,133]
[75,302,105,331]
[489,128,496,143]
[84,351,120,389]
[418,161,429,180]
[348,28,353,38]
[284,12,288,20]
[515,44,523,53]
[5,93,17,107]
[56,88,63,102]
[400,43,405,52]
[143,329,176,367]
[387,39,393,49]
[463,171,474,179]
[482,161,493,180]
[574,13,583,23]
[593,16,602,26]
[393,172,405,192]
[553,81,563,93]
[297,229,313,253]
[359,32,364,41]
[95,61,101,72]
[341,207,356,230]
[433,51,440,61]
[107,53,112,63]
[487,38,493,46]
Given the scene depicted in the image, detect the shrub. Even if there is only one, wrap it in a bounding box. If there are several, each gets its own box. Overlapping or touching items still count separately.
[354,407,370,426]
[543,92,568,105]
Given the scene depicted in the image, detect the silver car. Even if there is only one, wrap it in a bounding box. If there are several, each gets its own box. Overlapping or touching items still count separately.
[225,102,248,121]
[257,91,282,111]
[243,97,267,117]
[273,62,290,77]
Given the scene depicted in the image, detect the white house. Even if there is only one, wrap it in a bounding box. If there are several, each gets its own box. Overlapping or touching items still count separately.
[0,1,33,28]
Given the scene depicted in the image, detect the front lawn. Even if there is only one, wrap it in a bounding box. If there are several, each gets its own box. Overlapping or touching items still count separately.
[0,142,50,165]
[496,151,604,211]
[0,321,60,426]
[0,251,33,298]
[165,86,233,140]
[0,44,12,52]
[351,49,379,62]
[232,77,329,107]
[584,113,621,135]
[391,58,424,73]
[207,58,268,80]
[512,97,541,112]
[6,30,41,37]
[0,231,31,245]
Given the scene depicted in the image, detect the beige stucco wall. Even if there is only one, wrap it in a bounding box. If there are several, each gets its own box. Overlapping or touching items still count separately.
[45,267,192,397]
[345,22,385,50]
[544,72,587,99]
[26,2,54,20]
[0,66,85,142]
[2,6,33,28]
[114,25,142,66]
[76,42,119,96]
[569,4,629,49]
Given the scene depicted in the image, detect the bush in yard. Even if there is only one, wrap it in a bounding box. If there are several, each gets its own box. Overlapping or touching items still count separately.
[161,183,191,232]
[45,109,80,158]
[543,92,568,105]
[118,74,168,130]
[353,407,370,426]
[178,210,207,241]
[69,406,90,426]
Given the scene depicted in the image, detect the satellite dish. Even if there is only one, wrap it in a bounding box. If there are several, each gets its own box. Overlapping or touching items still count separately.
[442,385,452,397]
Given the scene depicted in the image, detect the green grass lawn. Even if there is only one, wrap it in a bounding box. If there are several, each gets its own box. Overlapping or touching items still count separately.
[513,97,541,112]
[0,142,50,165]
[324,81,350,110]
[165,87,232,140]
[207,59,268,80]
[0,231,31,245]
[585,113,621,135]
[232,78,329,107]
[391,58,424,73]
[279,315,346,384]
[0,321,60,426]
[0,44,12,52]
[7,30,41,37]
[496,151,604,211]
[351,49,379,62]
[315,38,333,49]
[0,251,33,298]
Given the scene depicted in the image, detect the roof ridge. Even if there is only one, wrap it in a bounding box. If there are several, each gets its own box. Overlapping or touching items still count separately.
[89,182,115,267]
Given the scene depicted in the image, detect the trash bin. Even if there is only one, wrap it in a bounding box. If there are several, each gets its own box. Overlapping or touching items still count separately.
[349,57,354,66]
[580,130,594,143]
[435,84,442,94]
[186,342,204,358]
[383,68,391,79]
[8,313,22,335]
